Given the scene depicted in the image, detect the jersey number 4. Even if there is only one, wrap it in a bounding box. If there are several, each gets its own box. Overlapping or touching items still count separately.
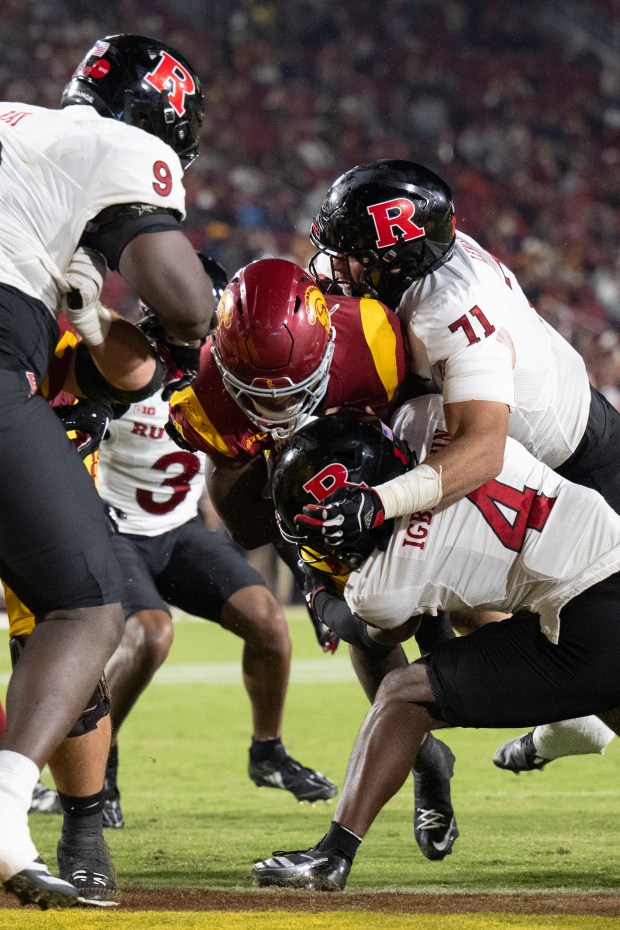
[467,479,556,551]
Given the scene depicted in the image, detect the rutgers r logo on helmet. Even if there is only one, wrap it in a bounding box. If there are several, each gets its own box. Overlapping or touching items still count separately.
[61,34,205,170]
[366,197,425,249]
[144,51,196,118]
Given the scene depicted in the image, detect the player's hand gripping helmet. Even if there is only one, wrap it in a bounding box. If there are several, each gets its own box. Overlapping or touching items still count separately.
[271,410,413,571]
[211,258,336,440]
[309,159,456,308]
[61,34,204,169]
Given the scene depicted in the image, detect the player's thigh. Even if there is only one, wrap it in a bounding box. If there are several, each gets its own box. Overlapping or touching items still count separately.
[110,533,171,618]
[427,575,620,729]
[157,518,265,622]
[0,373,122,614]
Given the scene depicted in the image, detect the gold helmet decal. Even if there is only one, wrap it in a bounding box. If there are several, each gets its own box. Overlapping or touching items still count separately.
[215,290,234,330]
[304,285,330,333]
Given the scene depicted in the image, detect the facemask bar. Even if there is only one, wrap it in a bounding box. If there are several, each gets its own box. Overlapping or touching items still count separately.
[212,330,335,440]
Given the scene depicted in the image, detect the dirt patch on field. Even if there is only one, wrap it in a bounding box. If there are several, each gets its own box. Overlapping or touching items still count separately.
[4,888,620,914]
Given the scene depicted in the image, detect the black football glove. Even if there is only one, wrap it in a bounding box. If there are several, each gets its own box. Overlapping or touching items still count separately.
[295,486,385,552]
[299,561,340,654]
[53,398,115,459]
[196,252,229,332]
[137,312,201,401]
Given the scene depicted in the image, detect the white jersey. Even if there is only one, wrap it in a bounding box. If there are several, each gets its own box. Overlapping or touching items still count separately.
[98,392,206,536]
[397,231,591,468]
[345,395,620,643]
[0,103,185,314]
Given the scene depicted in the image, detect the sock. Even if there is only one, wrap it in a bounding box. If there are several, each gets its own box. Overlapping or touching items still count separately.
[533,717,616,760]
[250,737,284,763]
[105,743,119,791]
[59,791,104,848]
[316,822,362,862]
[0,750,39,809]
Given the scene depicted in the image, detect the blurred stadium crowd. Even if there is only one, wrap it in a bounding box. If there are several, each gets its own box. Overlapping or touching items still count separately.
[1,0,620,403]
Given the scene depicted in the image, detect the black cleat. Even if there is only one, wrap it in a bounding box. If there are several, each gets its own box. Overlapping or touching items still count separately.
[30,780,62,816]
[102,788,124,830]
[413,735,459,861]
[4,859,79,909]
[493,729,548,773]
[249,745,337,803]
[252,848,351,891]
[57,838,119,908]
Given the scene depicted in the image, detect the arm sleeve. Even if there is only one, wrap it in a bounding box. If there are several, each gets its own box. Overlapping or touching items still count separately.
[311,589,392,654]
[442,331,515,407]
[81,204,183,272]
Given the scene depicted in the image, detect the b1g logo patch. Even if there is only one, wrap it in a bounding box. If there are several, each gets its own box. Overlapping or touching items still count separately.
[145,51,196,117]
[366,197,425,249]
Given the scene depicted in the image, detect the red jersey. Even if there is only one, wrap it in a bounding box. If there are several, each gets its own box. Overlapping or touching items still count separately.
[169,294,408,461]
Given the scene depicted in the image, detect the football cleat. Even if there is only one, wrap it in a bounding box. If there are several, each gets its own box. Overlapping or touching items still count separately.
[249,746,338,803]
[102,789,124,830]
[57,838,119,908]
[252,848,351,891]
[493,729,548,773]
[4,859,79,909]
[413,735,459,861]
[30,780,62,816]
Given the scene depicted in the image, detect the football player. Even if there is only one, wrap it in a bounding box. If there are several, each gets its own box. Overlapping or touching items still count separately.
[302,159,620,774]
[168,257,459,861]
[95,384,338,825]
[252,399,620,891]
[0,34,213,908]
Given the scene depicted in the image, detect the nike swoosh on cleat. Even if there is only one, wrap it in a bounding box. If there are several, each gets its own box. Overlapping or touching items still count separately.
[431,819,457,853]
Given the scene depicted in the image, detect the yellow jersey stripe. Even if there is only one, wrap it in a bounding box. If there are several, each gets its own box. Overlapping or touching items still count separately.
[171,386,233,457]
[359,298,399,401]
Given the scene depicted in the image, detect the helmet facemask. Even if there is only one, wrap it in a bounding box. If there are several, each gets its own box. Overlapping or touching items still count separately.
[212,330,336,440]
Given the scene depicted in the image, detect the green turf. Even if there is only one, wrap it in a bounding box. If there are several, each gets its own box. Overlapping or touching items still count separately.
[2,608,620,895]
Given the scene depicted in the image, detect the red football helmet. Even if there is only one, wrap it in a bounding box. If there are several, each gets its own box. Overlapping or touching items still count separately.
[211,258,336,439]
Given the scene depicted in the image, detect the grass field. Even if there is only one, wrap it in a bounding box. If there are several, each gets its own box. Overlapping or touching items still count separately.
[1,607,620,927]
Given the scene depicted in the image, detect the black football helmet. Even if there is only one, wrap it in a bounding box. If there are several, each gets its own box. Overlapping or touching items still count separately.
[309,159,456,308]
[61,34,204,169]
[271,410,413,571]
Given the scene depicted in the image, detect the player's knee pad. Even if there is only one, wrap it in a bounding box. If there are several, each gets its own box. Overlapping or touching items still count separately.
[66,674,111,738]
[10,636,110,736]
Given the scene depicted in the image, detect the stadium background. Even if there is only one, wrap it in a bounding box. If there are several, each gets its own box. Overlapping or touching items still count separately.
[2,1,620,926]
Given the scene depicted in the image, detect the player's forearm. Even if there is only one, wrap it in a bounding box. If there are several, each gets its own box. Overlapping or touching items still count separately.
[119,231,214,343]
[65,317,158,398]
[376,429,505,519]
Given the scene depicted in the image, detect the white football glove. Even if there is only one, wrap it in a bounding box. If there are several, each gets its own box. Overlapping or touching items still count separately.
[61,247,109,346]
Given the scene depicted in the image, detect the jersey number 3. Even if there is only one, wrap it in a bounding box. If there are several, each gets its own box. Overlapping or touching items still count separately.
[136,451,201,515]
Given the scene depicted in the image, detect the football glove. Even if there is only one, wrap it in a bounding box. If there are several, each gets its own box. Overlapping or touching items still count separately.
[138,312,201,401]
[61,248,109,346]
[53,398,114,459]
[295,486,385,552]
